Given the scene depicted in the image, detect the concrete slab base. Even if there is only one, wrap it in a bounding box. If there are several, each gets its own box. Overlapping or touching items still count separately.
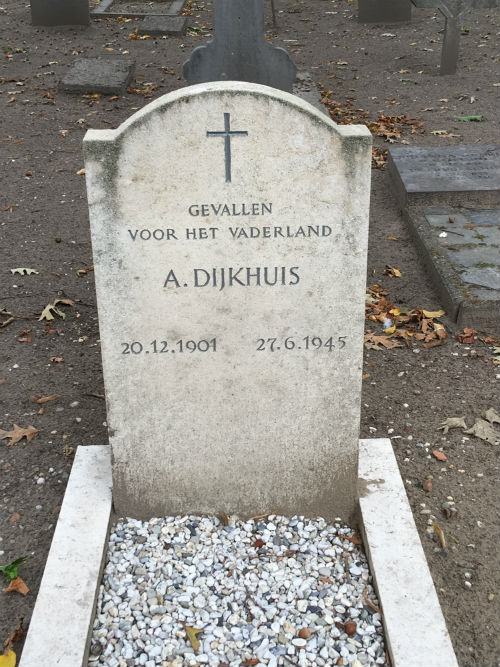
[19,441,458,667]
[139,15,188,35]
[59,58,135,95]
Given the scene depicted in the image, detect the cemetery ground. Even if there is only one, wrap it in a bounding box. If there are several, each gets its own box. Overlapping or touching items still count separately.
[0,0,499,665]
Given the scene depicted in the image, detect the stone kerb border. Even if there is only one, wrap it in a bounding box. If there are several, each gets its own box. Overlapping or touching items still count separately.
[19,441,458,667]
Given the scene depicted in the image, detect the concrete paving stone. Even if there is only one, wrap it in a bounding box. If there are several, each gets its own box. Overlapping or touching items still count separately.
[139,15,187,35]
[460,267,500,291]
[59,58,135,95]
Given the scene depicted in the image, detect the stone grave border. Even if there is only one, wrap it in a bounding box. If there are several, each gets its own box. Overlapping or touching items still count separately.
[90,0,185,20]
[18,442,458,667]
[401,206,500,330]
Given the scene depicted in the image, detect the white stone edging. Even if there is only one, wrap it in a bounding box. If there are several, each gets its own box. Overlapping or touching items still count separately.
[19,445,112,667]
[359,437,458,667]
[19,440,458,667]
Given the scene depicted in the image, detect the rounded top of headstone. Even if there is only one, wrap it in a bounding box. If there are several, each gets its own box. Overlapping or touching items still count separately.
[84,81,372,146]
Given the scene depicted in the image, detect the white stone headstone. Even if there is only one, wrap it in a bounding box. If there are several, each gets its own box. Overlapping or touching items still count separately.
[84,81,372,521]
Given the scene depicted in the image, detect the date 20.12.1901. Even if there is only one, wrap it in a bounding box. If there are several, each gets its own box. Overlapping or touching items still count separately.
[119,336,347,355]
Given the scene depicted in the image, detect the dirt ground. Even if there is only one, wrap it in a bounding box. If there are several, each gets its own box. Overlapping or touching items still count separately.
[0,0,499,665]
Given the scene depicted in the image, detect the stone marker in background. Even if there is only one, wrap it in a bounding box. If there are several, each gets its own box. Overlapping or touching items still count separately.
[388,145,500,208]
[358,0,412,22]
[183,0,296,92]
[60,58,135,95]
[139,15,188,36]
[84,81,371,521]
[30,0,89,25]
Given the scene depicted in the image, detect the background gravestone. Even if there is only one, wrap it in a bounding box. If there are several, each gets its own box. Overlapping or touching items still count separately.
[84,82,371,522]
[30,0,89,25]
[183,0,296,92]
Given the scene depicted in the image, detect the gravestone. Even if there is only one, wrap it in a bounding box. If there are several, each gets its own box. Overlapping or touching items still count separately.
[411,0,499,74]
[183,0,296,93]
[30,0,89,25]
[387,144,500,208]
[84,81,372,521]
[60,58,135,95]
[358,0,412,23]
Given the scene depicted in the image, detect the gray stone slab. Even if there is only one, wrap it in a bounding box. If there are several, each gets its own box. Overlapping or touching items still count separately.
[358,0,412,23]
[30,0,89,25]
[139,15,187,35]
[183,0,296,93]
[404,205,500,331]
[59,58,135,95]
[388,145,500,208]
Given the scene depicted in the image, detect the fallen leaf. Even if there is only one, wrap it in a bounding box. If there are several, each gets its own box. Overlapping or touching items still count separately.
[0,425,39,446]
[464,419,500,445]
[185,626,203,651]
[76,168,86,176]
[50,356,64,363]
[423,477,433,492]
[10,268,38,275]
[242,660,259,666]
[253,538,265,548]
[320,577,334,584]
[384,265,402,278]
[483,408,500,425]
[3,618,24,651]
[422,309,445,318]
[432,522,447,551]
[386,236,399,241]
[432,450,448,461]
[439,417,467,434]
[458,327,477,343]
[0,557,27,582]
[38,298,74,321]
[4,577,29,596]
[36,394,60,404]
[364,332,403,349]
[0,650,16,667]
[362,373,371,380]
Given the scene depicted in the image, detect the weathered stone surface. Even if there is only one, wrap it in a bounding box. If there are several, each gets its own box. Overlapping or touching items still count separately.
[358,0,412,23]
[388,145,500,208]
[403,205,500,330]
[59,58,135,95]
[139,15,187,35]
[30,0,89,25]
[84,81,371,521]
[183,0,296,92]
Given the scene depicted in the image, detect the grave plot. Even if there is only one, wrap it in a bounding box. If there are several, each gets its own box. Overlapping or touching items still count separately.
[388,145,500,329]
[18,82,458,667]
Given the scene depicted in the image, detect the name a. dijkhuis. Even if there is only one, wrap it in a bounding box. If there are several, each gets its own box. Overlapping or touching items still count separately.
[188,203,272,217]
[163,266,300,290]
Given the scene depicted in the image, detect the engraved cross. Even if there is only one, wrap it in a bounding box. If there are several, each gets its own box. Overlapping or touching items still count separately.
[206,112,248,183]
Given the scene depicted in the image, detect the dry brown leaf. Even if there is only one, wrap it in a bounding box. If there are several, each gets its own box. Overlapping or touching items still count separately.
[3,618,24,651]
[483,408,500,425]
[432,522,447,551]
[432,450,448,461]
[384,265,402,278]
[464,419,500,445]
[439,417,467,434]
[50,356,64,363]
[185,626,202,651]
[38,298,74,322]
[364,333,403,350]
[36,394,60,404]
[0,425,39,446]
[458,327,477,343]
[4,577,29,596]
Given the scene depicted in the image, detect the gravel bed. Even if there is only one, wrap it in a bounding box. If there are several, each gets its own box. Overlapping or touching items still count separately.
[88,515,387,667]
